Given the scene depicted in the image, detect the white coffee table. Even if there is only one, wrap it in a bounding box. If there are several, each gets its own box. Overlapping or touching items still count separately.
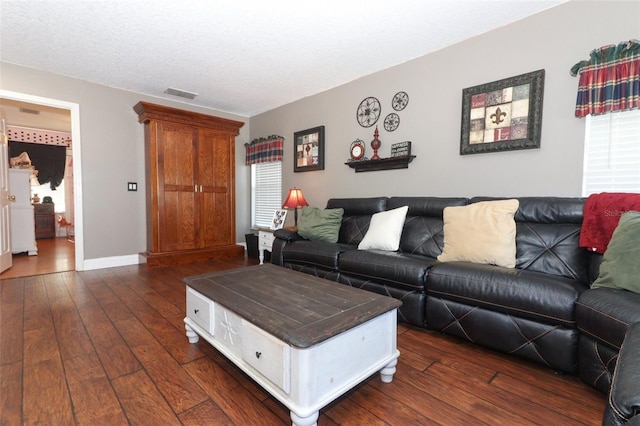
[183,264,401,426]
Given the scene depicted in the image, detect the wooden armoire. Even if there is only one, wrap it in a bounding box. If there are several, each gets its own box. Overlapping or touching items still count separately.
[134,101,245,267]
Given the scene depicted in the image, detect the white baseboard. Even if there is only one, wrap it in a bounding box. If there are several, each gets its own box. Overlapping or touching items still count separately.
[81,254,140,271]
[81,243,248,271]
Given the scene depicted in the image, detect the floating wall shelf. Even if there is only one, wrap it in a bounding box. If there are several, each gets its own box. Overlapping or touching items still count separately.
[345,155,416,172]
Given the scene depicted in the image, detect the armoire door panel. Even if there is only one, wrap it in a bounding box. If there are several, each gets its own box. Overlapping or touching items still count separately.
[201,192,232,247]
[196,129,215,185]
[211,134,231,188]
[159,122,197,187]
[159,190,197,252]
[197,129,230,188]
[198,129,233,247]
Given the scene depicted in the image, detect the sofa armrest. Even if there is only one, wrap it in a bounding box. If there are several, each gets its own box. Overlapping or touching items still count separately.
[270,229,306,266]
[604,322,640,426]
[273,228,305,243]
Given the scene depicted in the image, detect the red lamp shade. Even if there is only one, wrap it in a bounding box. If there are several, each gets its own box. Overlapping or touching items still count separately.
[282,187,309,226]
[282,188,309,209]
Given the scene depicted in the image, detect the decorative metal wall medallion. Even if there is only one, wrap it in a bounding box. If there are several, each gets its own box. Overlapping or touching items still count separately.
[392,91,409,111]
[356,97,381,127]
[383,113,400,132]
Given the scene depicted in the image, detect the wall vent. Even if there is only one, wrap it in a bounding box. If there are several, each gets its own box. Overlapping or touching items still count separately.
[164,87,198,99]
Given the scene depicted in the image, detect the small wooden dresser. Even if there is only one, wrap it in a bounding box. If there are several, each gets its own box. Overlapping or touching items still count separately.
[34,203,56,239]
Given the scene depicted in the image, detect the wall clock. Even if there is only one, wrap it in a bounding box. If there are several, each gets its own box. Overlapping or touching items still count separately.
[392,91,409,111]
[383,113,400,132]
[356,97,381,128]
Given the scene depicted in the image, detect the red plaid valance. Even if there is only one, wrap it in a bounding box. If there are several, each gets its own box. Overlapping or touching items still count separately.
[245,135,284,165]
[571,40,640,118]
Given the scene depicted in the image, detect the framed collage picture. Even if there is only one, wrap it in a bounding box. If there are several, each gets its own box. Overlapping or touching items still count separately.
[460,69,545,155]
[294,126,325,172]
[270,209,287,230]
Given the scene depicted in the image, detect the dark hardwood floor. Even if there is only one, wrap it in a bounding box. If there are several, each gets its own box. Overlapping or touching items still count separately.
[0,256,606,425]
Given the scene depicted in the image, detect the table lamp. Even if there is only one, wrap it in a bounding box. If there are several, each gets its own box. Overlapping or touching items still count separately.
[282,187,309,227]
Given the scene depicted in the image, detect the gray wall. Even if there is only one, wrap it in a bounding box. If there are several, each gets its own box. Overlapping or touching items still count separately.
[248,1,639,227]
[0,63,250,261]
[1,0,637,263]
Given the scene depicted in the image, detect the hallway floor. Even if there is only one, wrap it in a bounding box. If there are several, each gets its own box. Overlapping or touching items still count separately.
[0,237,74,279]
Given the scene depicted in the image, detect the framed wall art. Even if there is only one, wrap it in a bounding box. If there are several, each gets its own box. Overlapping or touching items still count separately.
[460,69,545,155]
[294,125,325,172]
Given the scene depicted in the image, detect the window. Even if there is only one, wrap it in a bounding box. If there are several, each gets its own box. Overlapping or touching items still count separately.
[251,161,282,228]
[582,109,640,196]
[32,179,66,213]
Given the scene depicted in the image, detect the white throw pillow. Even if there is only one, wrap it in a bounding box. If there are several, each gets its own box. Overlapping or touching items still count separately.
[437,199,519,268]
[358,206,409,251]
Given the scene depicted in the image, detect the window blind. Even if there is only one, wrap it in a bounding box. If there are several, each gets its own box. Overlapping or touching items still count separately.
[252,161,282,228]
[582,109,640,196]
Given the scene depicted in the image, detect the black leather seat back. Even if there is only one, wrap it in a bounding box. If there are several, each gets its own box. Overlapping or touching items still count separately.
[471,197,590,284]
[326,197,387,246]
[388,197,469,258]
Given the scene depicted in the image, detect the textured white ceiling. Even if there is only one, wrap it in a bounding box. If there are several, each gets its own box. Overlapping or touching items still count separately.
[0,0,566,116]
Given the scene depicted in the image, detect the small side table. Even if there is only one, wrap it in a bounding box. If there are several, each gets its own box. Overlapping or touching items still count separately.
[258,230,274,265]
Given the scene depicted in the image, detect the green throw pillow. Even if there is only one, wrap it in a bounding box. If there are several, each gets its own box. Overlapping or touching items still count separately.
[297,207,344,243]
[592,211,640,294]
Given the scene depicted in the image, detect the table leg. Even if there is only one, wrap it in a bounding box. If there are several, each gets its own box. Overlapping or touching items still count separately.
[291,410,319,426]
[380,357,397,383]
[185,322,199,343]
[258,248,265,265]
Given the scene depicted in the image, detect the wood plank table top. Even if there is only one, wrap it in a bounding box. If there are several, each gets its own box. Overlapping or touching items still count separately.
[184,264,401,348]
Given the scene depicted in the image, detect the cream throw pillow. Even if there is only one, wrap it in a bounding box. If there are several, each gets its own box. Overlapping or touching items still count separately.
[437,199,519,268]
[358,205,409,251]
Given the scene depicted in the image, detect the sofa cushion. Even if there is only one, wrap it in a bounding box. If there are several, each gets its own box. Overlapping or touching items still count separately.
[426,296,580,374]
[592,211,640,294]
[575,287,640,350]
[516,222,589,283]
[388,197,468,258]
[472,197,589,283]
[296,207,344,243]
[437,199,519,268]
[281,240,355,271]
[358,205,408,251]
[426,261,586,326]
[338,273,426,327]
[326,197,387,246]
[339,249,436,291]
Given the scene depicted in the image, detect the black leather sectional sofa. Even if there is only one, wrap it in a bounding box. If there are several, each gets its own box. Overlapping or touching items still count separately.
[271,196,640,415]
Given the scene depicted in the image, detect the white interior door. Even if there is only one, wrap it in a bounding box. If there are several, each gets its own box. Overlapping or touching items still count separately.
[0,117,12,273]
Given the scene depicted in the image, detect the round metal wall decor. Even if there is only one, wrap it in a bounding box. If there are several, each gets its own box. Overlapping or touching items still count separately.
[356,96,381,127]
[392,91,409,111]
[383,113,400,132]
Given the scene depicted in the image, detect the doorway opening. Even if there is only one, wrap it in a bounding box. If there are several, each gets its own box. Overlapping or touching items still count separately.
[0,90,84,277]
